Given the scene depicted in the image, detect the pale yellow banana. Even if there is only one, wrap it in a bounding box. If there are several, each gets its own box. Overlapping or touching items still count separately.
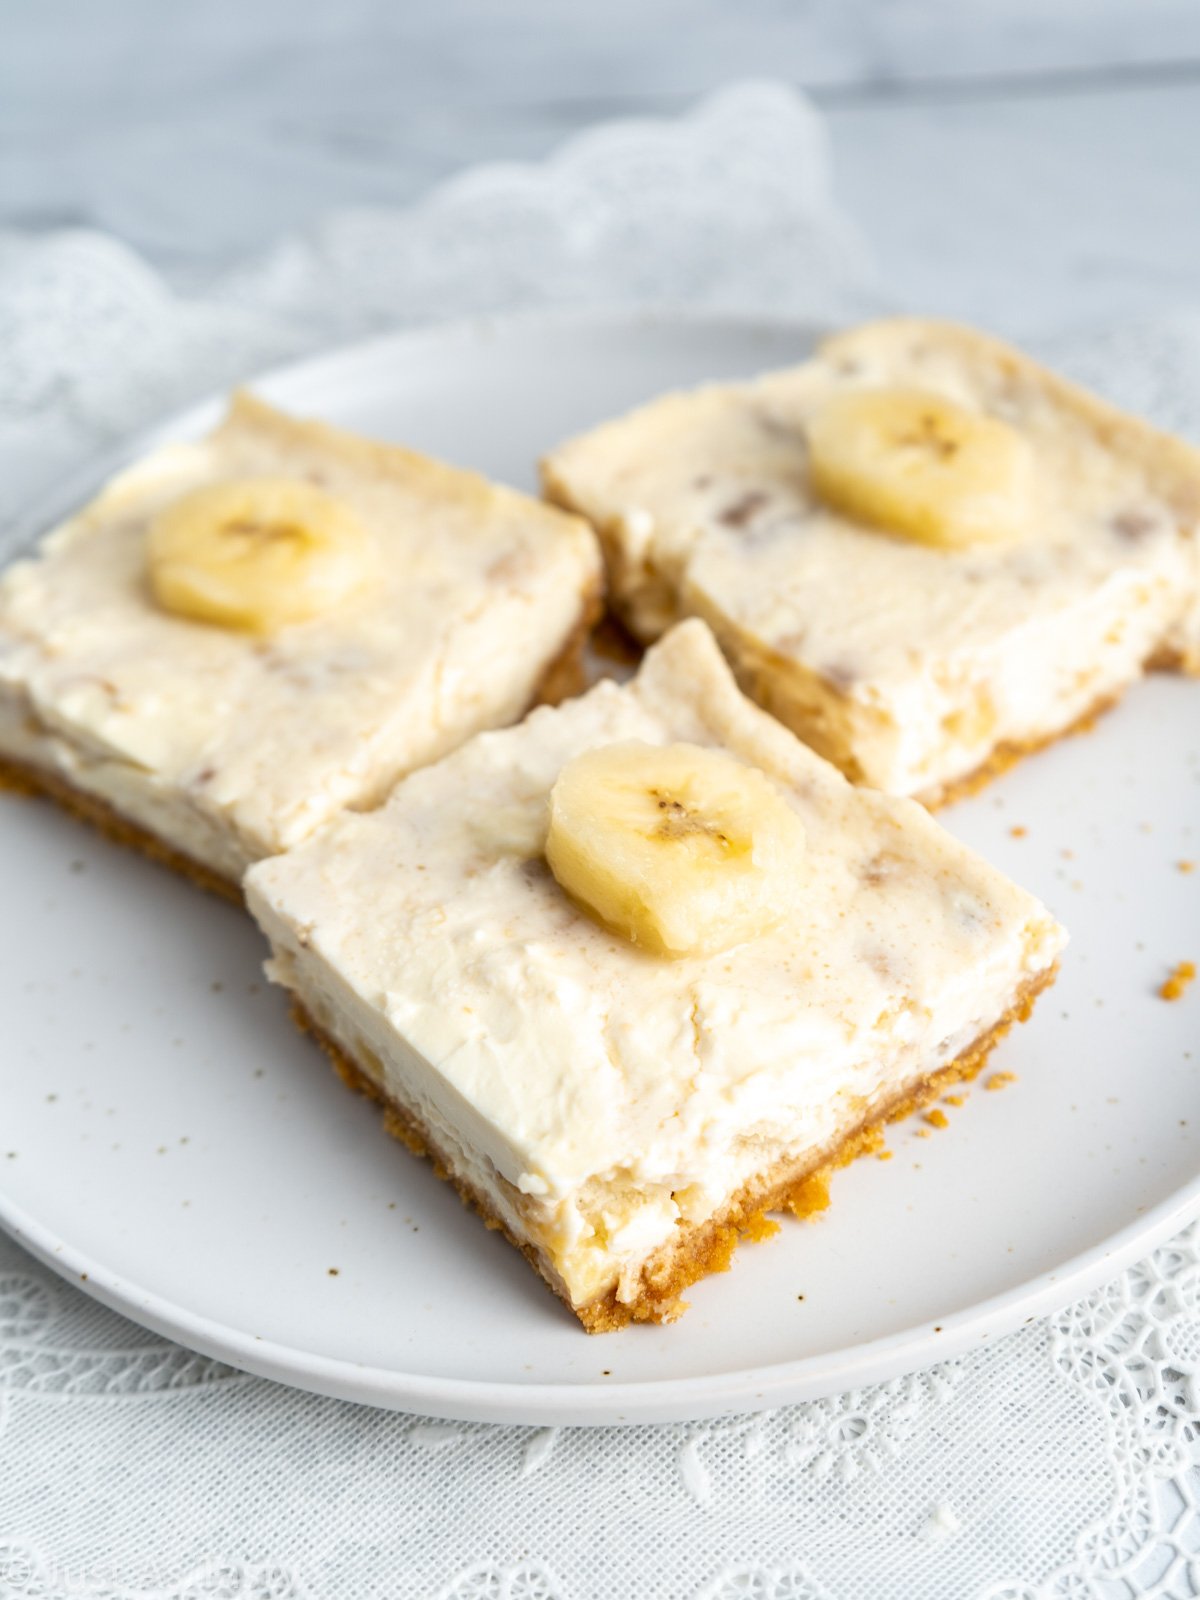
[147,478,375,632]
[807,387,1032,548]
[545,740,806,958]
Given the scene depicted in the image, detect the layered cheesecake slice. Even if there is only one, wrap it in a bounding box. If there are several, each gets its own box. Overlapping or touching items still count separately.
[246,619,1066,1331]
[542,318,1200,804]
[0,393,601,894]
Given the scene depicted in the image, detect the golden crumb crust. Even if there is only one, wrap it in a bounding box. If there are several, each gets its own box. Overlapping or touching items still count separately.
[293,963,1059,1333]
[530,575,604,707]
[918,642,1191,809]
[1160,961,1196,1002]
[536,626,1136,813]
[0,757,242,903]
[916,690,1122,809]
[0,589,602,898]
[541,316,1200,803]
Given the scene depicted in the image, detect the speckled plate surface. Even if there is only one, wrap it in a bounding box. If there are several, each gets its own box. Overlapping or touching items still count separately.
[1,310,1198,1425]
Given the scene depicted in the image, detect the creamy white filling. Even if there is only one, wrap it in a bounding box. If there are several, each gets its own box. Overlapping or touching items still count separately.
[730,564,1183,799]
[261,942,564,1276]
[0,393,600,875]
[246,621,1067,1311]
[0,692,253,880]
[1162,535,1200,671]
[543,319,1200,798]
[259,900,1053,1308]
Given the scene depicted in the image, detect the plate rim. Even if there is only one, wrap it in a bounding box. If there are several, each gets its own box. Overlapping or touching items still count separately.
[5,1181,1198,1426]
[2,304,1198,1427]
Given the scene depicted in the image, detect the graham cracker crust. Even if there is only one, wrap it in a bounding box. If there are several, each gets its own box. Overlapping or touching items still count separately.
[1147,641,1197,676]
[291,961,1058,1333]
[0,756,243,903]
[0,587,603,900]
[523,589,1177,812]
[530,579,605,708]
[917,633,1198,808]
[917,690,1122,810]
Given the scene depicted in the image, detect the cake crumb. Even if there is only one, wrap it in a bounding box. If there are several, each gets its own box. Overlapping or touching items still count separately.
[1160,961,1196,1002]
[924,1109,949,1130]
[876,1149,894,1161]
[985,1071,1018,1092]
[742,1210,781,1243]
[1179,860,1196,875]
[1009,825,1027,839]
[913,1128,930,1140]
[944,1094,966,1108]
[784,1171,831,1219]
[327,1267,340,1277]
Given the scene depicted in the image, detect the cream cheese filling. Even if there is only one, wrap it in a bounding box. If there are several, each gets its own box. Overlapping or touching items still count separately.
[542,318,1200,799]
[0,393,600,874]
[246,621,1067,1312]
[261,907,1055,1309]
[690,561,1183,797]
[0,691,254,881]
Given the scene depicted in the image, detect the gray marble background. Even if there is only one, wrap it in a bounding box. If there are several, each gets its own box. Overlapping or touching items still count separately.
[3,0,1200,333]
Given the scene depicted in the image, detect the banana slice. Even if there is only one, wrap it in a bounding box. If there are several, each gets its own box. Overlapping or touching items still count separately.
[807,387,1033,548]
[147,478,375,632]
[545,740,806,958]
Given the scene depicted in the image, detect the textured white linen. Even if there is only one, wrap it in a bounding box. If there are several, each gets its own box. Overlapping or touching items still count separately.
[0,83,1198,1600]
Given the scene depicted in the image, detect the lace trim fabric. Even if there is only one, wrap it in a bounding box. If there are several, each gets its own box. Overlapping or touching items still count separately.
[0,81,1198,1600]
[0,82,878,536]
[1,1222,1197,1598]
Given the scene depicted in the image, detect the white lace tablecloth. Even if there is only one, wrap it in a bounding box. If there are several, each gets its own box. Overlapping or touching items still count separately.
[2,83,1200,1600]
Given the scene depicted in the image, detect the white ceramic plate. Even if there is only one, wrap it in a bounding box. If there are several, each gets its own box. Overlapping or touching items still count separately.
[1,309,1198,1426]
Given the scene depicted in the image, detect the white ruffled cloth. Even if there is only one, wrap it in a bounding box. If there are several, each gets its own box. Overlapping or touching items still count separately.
[1,82,1199,1600]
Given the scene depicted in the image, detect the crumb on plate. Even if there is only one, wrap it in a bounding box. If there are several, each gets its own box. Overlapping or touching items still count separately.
[1161,961,1197,1002]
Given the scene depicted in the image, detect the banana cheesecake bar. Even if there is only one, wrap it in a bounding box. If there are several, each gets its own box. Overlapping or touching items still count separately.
[0,393,602,894]
[542,318,1200,804]
[245,618,1066,1331]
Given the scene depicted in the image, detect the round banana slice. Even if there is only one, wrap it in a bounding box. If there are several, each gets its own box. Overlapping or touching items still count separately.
[147,478,375,632]
[807,386,1033,548]
[545,740,807,959]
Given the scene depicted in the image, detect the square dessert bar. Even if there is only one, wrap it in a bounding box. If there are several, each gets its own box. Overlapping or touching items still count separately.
[542,318,1200,804]
[0,393,601,893]
[246,619,1066,1331]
